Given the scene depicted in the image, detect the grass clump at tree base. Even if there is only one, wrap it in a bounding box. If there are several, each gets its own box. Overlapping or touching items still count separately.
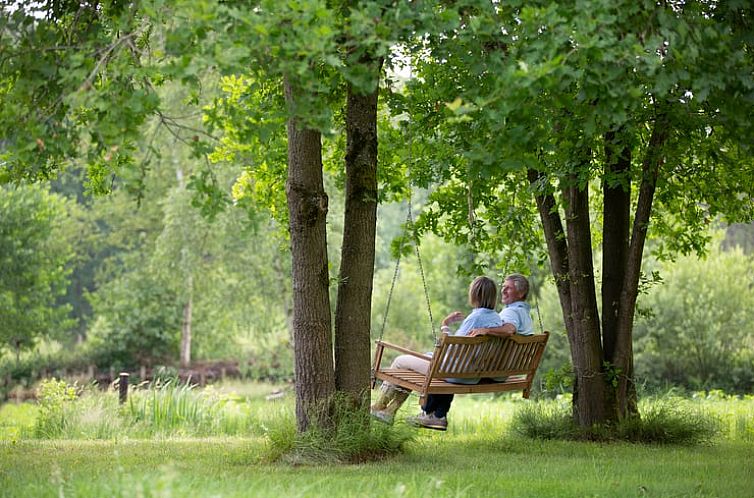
[511,394,723,444]
[264,393,415,465]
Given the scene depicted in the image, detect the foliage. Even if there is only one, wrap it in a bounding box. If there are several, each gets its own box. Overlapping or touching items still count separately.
[0,184,76,354]
[85,261,182,369]
[0,0,165,190]
[33,378,77,438]
[634,241,754,393]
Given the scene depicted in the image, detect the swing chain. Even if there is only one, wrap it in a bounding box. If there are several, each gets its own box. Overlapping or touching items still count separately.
[377,235,403,343]
[408,198,438,344]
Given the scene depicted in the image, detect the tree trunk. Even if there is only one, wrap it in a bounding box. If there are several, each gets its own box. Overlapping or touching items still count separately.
[601,130,631,362]
[563,173,610,427]
[180,274,193,368]
[528,169,574,334]
[613,113,669,418]
[334,64,381,407]
[284,76,336,432]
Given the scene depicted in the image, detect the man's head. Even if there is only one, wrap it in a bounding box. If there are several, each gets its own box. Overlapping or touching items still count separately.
[502,274,529,305]
[468,276,498,309]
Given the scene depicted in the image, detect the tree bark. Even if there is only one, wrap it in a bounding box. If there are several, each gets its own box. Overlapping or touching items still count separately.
[334,62,381,407]
[284,76,336,432]
[601,130,631,362]
[527,169,573,334]
[563,169,609,427]
[613,113,669,417]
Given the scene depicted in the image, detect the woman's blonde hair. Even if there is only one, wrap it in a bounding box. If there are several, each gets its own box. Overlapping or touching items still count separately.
[468,276,497,310]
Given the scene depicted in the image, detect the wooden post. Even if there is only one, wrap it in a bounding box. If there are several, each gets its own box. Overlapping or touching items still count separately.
[119,372,129,404]
[87,365,95,380]
[140,365,147,381]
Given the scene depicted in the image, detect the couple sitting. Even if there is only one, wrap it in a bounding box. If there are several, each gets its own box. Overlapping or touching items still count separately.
[371,273,534,431]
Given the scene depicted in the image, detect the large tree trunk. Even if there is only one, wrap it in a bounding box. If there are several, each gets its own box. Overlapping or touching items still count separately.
[601,130,637,418]
[601,130,631,362]
[563,171,610,427]
[284,76,336,432]
[334,64,381,407]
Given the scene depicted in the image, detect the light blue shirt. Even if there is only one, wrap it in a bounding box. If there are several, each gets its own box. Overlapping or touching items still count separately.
[454,307,503,337]
[500,301,534,336]
[442,307,502,385]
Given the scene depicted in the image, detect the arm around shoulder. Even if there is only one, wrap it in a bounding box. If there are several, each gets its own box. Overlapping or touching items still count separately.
[468,323,516,337]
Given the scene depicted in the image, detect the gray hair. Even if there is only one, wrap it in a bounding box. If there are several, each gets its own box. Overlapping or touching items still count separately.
[505,273,529,300]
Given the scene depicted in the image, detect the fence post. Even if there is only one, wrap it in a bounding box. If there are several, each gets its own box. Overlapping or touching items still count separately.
[119,372,129,404]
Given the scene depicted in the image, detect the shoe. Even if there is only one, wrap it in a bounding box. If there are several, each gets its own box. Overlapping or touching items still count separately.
[370,408,394,424]
[406,411,447,431]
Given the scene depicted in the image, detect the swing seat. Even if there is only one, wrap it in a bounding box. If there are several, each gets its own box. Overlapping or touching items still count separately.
[371,332,549,400]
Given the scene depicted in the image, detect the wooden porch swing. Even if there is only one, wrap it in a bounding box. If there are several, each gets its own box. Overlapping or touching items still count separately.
[371,331,549,400]
[370,189,549,401]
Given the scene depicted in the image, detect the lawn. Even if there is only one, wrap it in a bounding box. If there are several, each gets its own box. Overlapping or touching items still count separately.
[1,383,752,497]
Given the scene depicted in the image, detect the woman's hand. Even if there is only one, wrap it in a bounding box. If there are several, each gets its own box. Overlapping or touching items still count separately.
[468,328,486,337]
[441,311,465,327]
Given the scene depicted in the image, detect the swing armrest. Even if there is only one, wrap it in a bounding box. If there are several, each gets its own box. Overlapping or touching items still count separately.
[374,340,431,361]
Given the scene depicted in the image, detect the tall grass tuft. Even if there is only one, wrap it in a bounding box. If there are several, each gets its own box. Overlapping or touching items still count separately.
[125,380,218,436]
[510,394,723,444]
[509,399,578,441]
[615,395,722,444]
[264,393,415,464]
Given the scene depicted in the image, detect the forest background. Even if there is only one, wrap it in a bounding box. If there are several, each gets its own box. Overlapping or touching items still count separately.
[3,151,754,398]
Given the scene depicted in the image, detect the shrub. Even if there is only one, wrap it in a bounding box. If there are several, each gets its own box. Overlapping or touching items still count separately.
[34,378,78,438]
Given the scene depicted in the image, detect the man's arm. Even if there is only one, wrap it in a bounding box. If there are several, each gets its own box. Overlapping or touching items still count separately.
[468,323,517,337]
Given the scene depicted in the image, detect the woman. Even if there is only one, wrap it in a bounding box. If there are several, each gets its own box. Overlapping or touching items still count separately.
[370,276,502,427]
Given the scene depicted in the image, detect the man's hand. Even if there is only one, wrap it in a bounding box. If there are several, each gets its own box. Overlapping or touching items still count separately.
[468,324,516,337]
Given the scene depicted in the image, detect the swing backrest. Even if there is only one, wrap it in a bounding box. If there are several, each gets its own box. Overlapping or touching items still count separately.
[427,332,549,381]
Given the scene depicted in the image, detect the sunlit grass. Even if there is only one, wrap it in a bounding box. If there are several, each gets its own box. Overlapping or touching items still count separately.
[1,384,753,497]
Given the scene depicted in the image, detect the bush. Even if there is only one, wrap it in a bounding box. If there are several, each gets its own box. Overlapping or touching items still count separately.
[34,378,78,438]
[634,242,754,393]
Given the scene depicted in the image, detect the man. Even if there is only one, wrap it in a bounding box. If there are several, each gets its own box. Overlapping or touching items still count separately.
[409,273,534,430]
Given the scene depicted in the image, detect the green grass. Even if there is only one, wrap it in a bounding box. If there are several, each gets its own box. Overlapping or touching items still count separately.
[1,385,753,497]
[1,436,752,497]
